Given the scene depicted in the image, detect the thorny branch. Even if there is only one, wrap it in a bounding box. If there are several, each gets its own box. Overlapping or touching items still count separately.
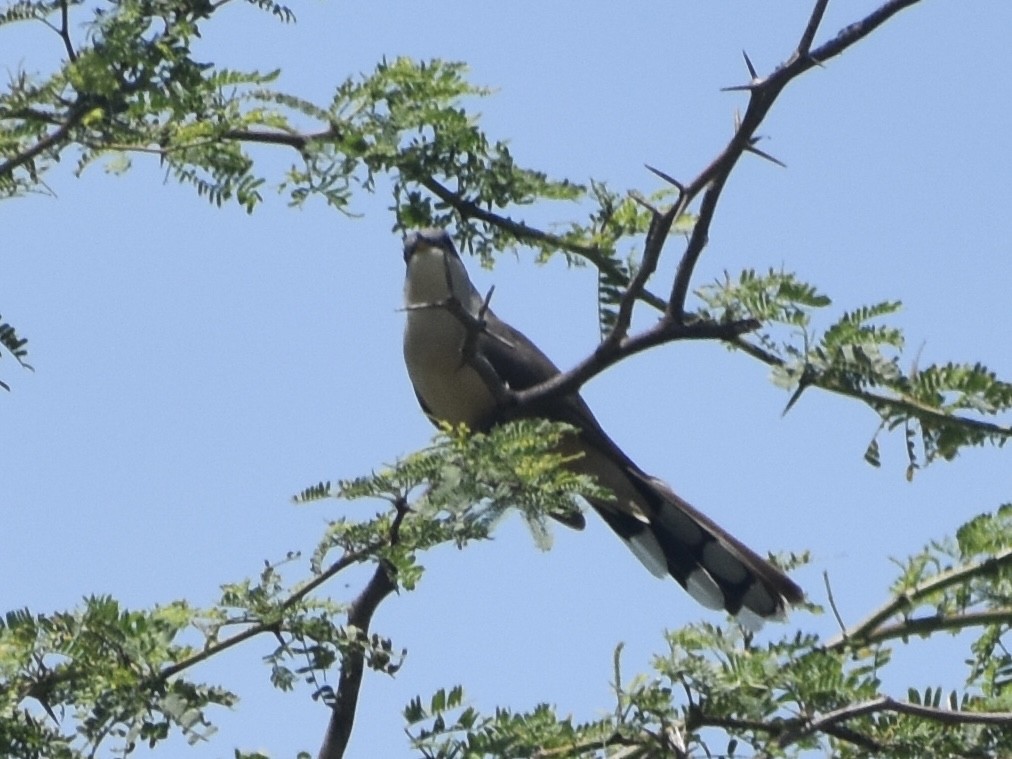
[11,1,1011,756]
[412,0,925,419]
[11,0,973,445]
[416,175,667,309]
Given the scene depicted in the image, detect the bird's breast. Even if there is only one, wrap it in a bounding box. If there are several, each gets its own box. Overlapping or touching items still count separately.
[403,307,497,428]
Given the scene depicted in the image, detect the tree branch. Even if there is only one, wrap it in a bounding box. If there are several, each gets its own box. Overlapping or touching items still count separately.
[507,315,759,414]
[665,0,919,317]
[796,0,830,57]
[317,497,408,759]
[860,608,1012,648]
[825,547,1012,651]
[605,193,686,347]
[462,0,923,417]
[774,695,1012,752]
[0,102,88,180]
[730,335,1012,441]
[690,708,884,754]
[206,3,938,438]
[417,176,673,310]
[159,540,383,681]
[58,0,77,62]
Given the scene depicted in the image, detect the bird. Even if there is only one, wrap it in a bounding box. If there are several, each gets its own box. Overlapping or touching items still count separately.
[401,228,803,628]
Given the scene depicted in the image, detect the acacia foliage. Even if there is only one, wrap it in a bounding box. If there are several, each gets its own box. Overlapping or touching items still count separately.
[5,429,1010,756]
[3,0,1012,757]
[2,0,1010,475]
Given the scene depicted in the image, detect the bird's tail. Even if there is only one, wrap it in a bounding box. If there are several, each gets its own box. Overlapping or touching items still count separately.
[591,472,804,630]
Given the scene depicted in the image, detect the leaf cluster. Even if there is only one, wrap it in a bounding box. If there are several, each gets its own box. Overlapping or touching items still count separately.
[0,421,601,756]
[404,506,1012,758]
[695,269,1012,475]
[0,596,234,758]
[2,0,581,223]
[0,312,31,390]
[307,420,600,587]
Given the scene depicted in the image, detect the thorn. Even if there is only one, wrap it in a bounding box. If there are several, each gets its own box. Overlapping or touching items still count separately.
[629,191,660,215]
[720,83,760,93]
[644,163,684,192]
[781,383,806,417]
[742,49,758,80]
[745,144,787,168]
[479,285,495,320]
[782,371,813,417]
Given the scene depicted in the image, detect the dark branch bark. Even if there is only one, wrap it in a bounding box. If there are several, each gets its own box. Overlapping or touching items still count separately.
[796,0,830,56]
[203,2,934,432]
[315,564,397,759]
[479,0,923,416]
[0,102,88,179]
[316,499,408,759]
[864,608,1012,646]
[58,0,77,62]
[507,315,759,413]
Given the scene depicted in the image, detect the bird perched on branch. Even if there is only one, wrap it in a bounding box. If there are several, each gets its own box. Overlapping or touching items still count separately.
[401,228,803,629]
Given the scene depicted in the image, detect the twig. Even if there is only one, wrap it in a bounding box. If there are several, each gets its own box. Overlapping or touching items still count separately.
[776,695,1012,750]
[823,571,848,637]
[0,102,88,179]
[317,498,409,759]
[417,176,674,311]
[611,642,624,719]
[797,0,831,57]
[731,335,1012,442]
[159,540,383,681]
[825,547,1012,651]
[837,608,1012,651]
[58,0,77,61]
[607,197,686,346]
[667,167,729,318]
[628,190,660,216]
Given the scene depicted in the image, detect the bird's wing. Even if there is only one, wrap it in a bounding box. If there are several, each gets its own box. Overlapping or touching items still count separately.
[479,310,803,626]
[479,310,633,458]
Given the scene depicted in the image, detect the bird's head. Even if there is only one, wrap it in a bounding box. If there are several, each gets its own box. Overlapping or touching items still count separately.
[402,228,457,263]
[402,228,473,305]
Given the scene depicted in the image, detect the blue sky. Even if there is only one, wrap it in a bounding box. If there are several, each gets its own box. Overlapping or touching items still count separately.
[3,1,1012,756]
